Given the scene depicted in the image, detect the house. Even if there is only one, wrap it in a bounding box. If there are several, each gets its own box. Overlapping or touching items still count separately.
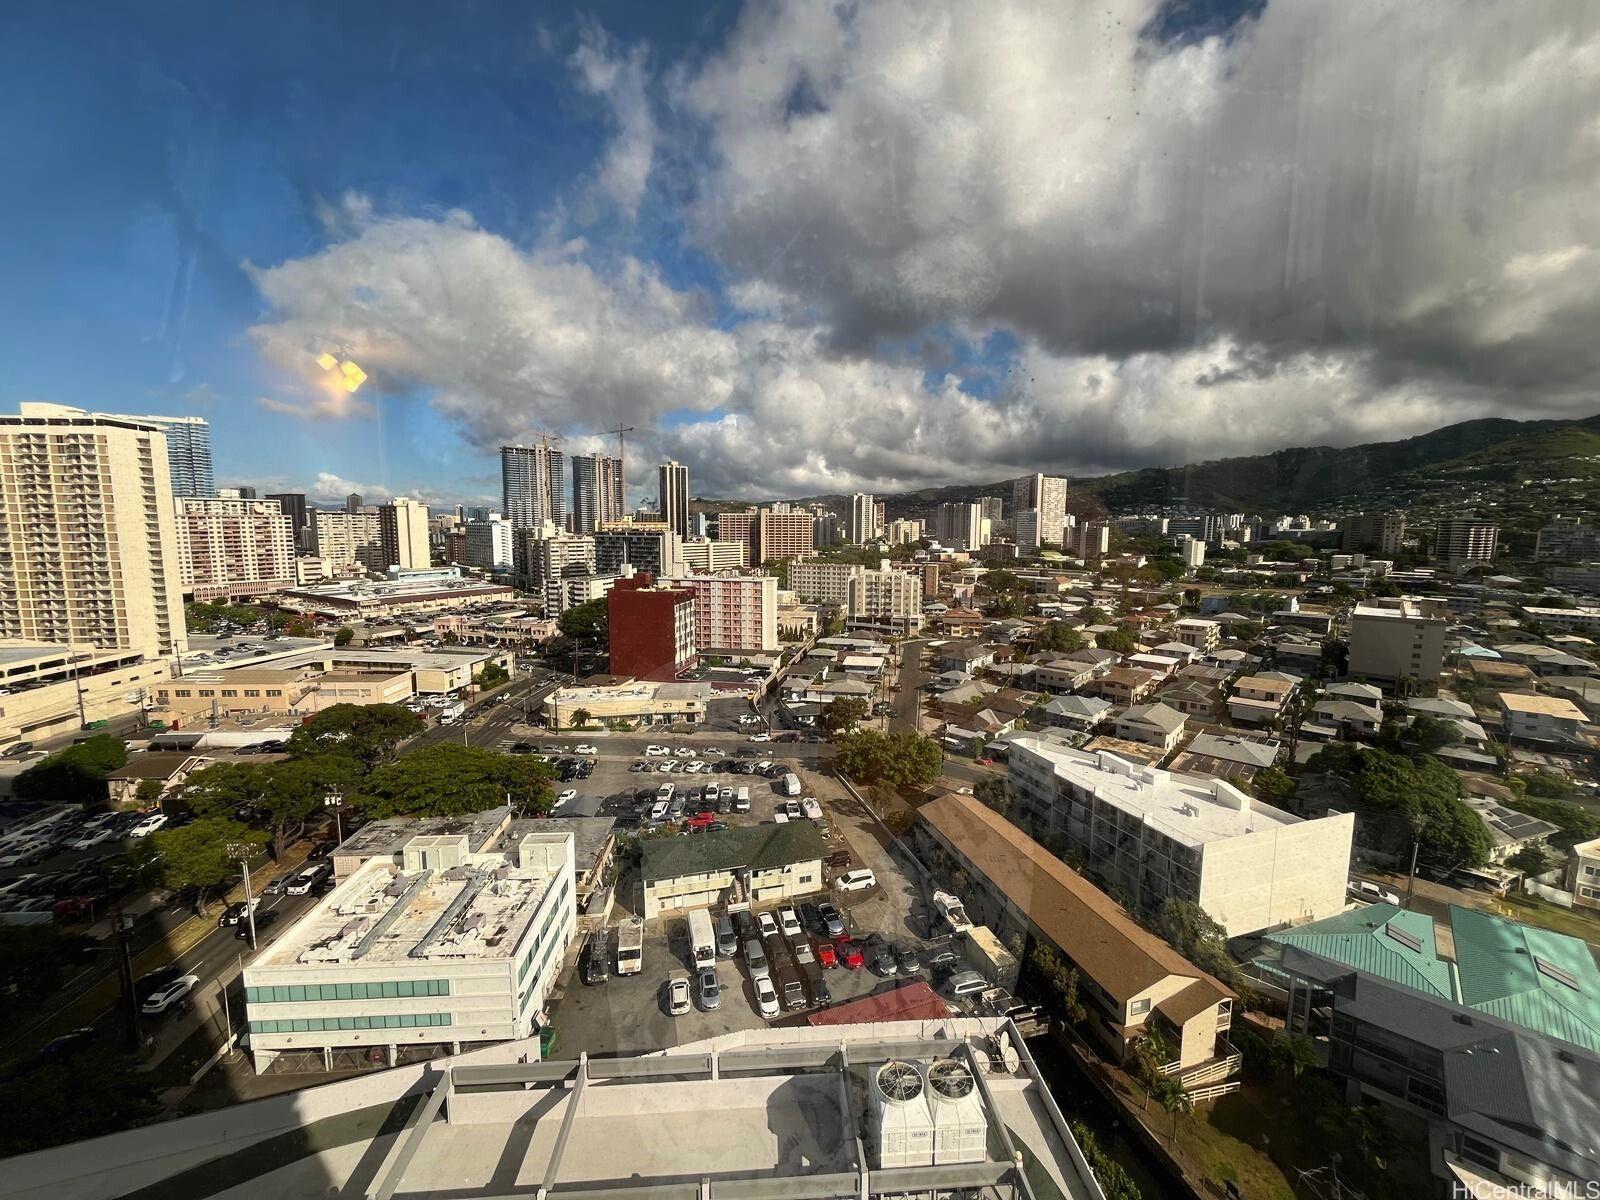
[1568,836,1600,911]
[1032,655,1097,695]
[1228,672,1297,725]
[1498,691,1588,745]
[641,822,826,919]
[1149,640,1202,665]
[1064,647,1122,675]
[1153,677,1225,719]
[1097,665,1160,706]
[105,752,208,808]
[1127,652,1182,679]
[1169,732,1282,783]
[1113,702,1188,753]
[1041,694,1114,733]
[1461,789,1558,864]
[935,640,997,673]
[916,793,1237,1073]
[1311,698,1383,739]
[1172,617,1222,652]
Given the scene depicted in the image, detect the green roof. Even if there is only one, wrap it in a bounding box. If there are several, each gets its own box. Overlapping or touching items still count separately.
[642,821,828,883]
[1449,906,1600,1054]
[1264,904,1459,1000]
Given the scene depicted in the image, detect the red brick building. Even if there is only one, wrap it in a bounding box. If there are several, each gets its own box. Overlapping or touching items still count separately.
[607,573,697,681]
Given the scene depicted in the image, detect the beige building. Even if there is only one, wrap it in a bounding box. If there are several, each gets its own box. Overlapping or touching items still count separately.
[1499,691,1588,745]
[175,497,296,600]
[543,679,711,730]
[1568,837,1600,911]
[641,822,826,920]
[1172,618,1221,651]
[670,573,778,653]
[1228,673,1297,724]
[105,752,207,806]
[153,664,413,721]
[379,497,431,570]
[1008,738,1355,936]
[679,538,748,572]
[311,509,383,570]
[0,403,188,659]
[1348,598,1447,689]
[0,641,171,745]
[788,561,861,607]
[848,568,923,634]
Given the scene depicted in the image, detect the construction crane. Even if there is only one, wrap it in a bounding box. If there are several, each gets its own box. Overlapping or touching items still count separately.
[603,423,635,519]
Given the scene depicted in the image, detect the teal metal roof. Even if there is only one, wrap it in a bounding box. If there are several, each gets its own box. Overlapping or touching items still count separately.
[1449,906,1600,1054]
[1265,904,1459,1000]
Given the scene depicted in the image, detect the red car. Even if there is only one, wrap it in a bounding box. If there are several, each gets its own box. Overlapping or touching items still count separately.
[976,757,995,766]
[836,937,864,970]
[815,940,838,969]
[685,812,716,830]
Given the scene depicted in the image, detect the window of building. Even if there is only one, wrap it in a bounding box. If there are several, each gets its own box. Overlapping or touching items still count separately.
[1128,997,1151,1016]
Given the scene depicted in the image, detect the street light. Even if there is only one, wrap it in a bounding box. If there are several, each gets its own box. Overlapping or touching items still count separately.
[226,841,259,951]
[324,787,345,846]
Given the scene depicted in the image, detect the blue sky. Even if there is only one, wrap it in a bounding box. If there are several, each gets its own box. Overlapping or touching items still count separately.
[3,1,1593,506]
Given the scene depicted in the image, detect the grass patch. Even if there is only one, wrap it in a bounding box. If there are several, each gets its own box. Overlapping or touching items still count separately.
[1494,894,1600,944]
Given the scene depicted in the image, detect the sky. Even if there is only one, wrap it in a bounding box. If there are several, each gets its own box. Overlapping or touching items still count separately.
[3,0,1597,509]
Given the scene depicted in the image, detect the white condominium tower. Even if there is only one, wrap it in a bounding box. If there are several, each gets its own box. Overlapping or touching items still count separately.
[501,443,566,530]
[0,403,187,657]
[658,460,689,538]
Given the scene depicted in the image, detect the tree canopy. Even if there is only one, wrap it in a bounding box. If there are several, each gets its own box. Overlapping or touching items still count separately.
[557,599,608,641]
[834,730,943,790]
[1098,627,1138,655]
[820,696,869,734]
[1306,744,1493,867]
[13,735,128,806]
[333,626,355,646]
[1502,786,1600,851]
[286,703,422,768]
[139,817,267,909]
[358,743,554,818]
[1034,622,1086,654]
[475,660,510,688]
[180,756,362,857]
[1153,898,1239,985]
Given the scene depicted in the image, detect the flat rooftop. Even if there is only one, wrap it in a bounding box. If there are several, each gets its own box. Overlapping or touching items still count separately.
[332,808,512,860]
[1011,737,1301,847]
[254,848,559,969]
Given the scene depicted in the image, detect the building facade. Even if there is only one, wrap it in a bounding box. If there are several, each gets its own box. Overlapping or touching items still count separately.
[1434,519,1498,566]
[463,517,514,572]
[569,453,623,535]
[1012,474,1067,544]
[607,574,697,680]
[501,443,565,530]
[378,497,431,570]
[0,403,188,658]
[657,460,689,538]
[847,493,878,545]
[1348,598,1447,688]
[1341,510,1407,556]
[671,573,778,653]
[312,509,383,571]
[594,527,683,578]
[174,497,297,600]
[753,509,816,563]
[131,413,214,498]
[1008,738,1354,935]
[1072,521,1110,560]
[788,561,862,607]
[934,502,984,551]
[679,538,748,572]
[848,568,924,634]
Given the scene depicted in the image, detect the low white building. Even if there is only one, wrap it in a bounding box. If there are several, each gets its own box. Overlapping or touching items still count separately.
[641,822,827,919]
[1008,737,1354,936]
[1172,618,1221,652]
[1113,702,1187,752]
[1499,691,1588,745]
[242,830,576,1073]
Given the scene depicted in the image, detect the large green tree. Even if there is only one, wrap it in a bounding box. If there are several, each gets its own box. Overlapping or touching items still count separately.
[834,730,943,790]
[475,660,510,688]
[1307,744,1493,867]
[287,703,423,768]
[557,599,608,641]
[181,756,363,858]
[139,817,267,911]
[359,743,554,818]
[1153,898,1239,986]
[1098,627,1138,655]
[1035,622,1086,654]
[820,696,869,734]
[14,735,128,807]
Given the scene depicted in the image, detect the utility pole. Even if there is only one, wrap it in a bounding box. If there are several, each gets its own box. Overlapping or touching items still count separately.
[112,901,142,1052]
[227,842,258,950]
[324,787,344,846]
[1404,814,1425,909]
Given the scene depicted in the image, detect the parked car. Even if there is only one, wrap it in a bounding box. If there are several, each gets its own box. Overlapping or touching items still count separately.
[835,869,877,893]
[574,744,598,755]
[868,938,898,976]
[893,943,921,974]
[666,972,692,1016]
[697,966,721,1011]
[583,932,609,985]
[815,940,838,969]
[792,940,815,966]
[140,974,199,1015]
[510,742,534,755]
[127,812,168,839]
[817,901,846,937]
[644,745,669,756]
[757,910,780,939]
[836,937,864,970]
[754,974,780,1018]
[3,742,36,758]
[217,898,261,927]
[716,915,739,958]
[556,789,577,805]
[744,939,769,980]
[778,907,802,938]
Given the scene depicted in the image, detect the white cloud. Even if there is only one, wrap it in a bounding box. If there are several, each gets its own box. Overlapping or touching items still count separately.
[244,1,1600,498]
[570,29,656,217]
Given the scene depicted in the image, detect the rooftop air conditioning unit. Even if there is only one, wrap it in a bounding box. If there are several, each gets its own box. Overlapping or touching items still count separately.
[869,1060,934,1169]
[926,1058,988,1164]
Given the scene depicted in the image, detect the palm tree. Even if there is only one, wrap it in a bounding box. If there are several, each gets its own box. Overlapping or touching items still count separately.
[1158,1078,1193,1141]
[572,708,591,729]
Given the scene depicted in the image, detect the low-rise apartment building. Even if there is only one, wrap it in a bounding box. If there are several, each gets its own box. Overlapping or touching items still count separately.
[1112,702,1187,753]
[1568,836,1600,911]
[916,793,1234,1072]
[1008,737,1354,935]
[1227,672,1297,724]
[1348,598,1447,688]
[847,568,923,635]
[241,829,576,1073]
[1096,665,1159,706]
[1171,618,1221,652]
[786,561,860,607]
[641,822,826,919]
[679,538,748,572]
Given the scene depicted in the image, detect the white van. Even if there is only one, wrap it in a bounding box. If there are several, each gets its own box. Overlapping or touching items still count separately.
[734,786,751,812]
[943,970,989,1000]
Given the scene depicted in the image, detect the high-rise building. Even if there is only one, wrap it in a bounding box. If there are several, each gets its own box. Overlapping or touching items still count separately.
[0,404,187,657]
[234,486,258,500]
[595,528,683,579]
[1177,535,1206,571]
[128,413,214,499]
[607,574,697,680]
[312,509,383,571]
[933,501,984,551]
[753,509,816,564]
[688,512,710,538]
[717,508,756,548]
[788,561,863,607]
[464,516,514,572]
[847,568,923,634]
[266,493,310,543]
[174,497,296,600]
[680,538,749,572]
[657,461,689,538]
[1434,519,1499,567]
[847,493,878,545]
[1536,515,1600,562]
[501,443,566,530]
[1348,597,1448,687]
[1014,509,1042,549]
[570,453,624,534]
[978,496,1005,525]
[517,531,594,591]
[345,493,363,513]
[668,573,778,653]
[377,497,431,570]
[1167,514,1219,544]
[1073,520,1110,561]
[1012,474,1066,544]
[812,511,840,548]
[1341,510,1407,556]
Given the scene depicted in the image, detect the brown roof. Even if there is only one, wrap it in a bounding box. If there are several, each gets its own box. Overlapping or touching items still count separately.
[920,794,1233,1008]
[105,752,201,781]
[1157,979,1226,1026]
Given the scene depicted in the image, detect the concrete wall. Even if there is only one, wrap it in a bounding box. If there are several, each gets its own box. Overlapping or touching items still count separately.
[1196,811,1355,936]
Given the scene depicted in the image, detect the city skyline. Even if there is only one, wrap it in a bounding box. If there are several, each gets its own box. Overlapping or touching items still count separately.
[4,2,1595,507]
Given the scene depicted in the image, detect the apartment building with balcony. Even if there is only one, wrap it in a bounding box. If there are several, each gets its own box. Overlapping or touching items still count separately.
[174,496,296,601]
[669,573,778,654]
[1007,737,1353,935]
[0,403,187,659]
